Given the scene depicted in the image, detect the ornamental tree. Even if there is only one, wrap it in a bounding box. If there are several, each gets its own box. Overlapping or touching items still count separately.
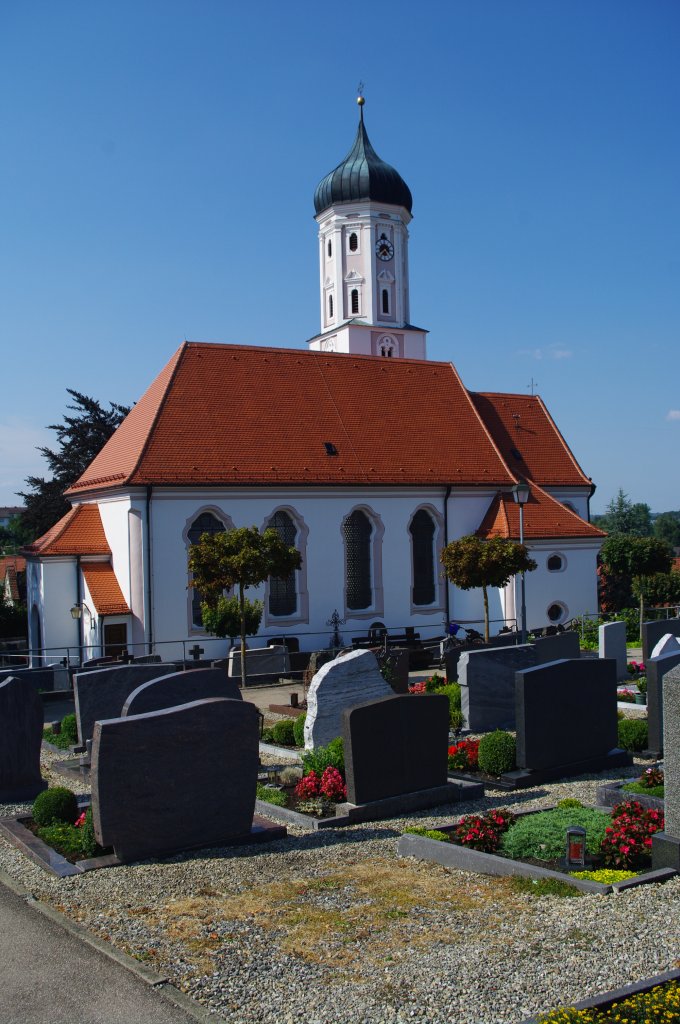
[188,526,301,688]
[600,535,673,639]
[200,595,263,646]
[440,535,537,642]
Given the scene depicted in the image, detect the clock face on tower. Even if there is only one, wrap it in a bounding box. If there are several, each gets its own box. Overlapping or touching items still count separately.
[375,234,394,261]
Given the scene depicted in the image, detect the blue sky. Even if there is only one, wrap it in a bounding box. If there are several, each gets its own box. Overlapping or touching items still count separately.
[1,1,678,513]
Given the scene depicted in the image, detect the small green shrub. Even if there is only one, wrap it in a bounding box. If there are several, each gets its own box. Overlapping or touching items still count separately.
[60,713,78,744]
[78,807,97,857]
[424,673,445,693]
[33,787,79,827]
[301,737,344,777]
[556,798,583,810]
[617,717,648,752]
[477,730,516,775]
[256,783,288,807]
[271,719,296,745]
[261,727,274,742]
[435,683,462,726]
[293,713,306,747]
[42,727,73,750]
[500,807,609,862]
[449,709,464,731]
[403,827,450,842]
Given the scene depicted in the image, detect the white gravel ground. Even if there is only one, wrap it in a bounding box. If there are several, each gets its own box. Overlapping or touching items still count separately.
[0,742,677,1024]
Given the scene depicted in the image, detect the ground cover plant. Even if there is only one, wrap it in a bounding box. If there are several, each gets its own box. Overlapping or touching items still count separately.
[537,978,680,1023]
[29,787,108,862]
[42,713,78,750]
[499,807,609,862]
[623,765,664,799]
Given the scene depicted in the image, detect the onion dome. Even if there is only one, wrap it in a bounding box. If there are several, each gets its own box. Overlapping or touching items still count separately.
[313,98,413,215]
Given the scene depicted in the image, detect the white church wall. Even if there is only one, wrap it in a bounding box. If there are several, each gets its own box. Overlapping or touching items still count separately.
[520,542,600,629]
[97,496,133,603]
[543,489,590,520]
[39,558,80,661]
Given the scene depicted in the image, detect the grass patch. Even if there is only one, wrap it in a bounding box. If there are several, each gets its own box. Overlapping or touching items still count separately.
[623,780,664,799]
[509,876,582,899]
[255,783,288,807]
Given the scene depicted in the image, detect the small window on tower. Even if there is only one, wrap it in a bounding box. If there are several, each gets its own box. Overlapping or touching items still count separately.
[349,232,358,252]
[351,289,359,314]
[328,294,333,318]
[327,240,332,258]
[382,289,389,314]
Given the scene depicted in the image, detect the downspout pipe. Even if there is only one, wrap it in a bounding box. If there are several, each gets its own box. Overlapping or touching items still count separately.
[75,554,82,666]
[145,485,154,655]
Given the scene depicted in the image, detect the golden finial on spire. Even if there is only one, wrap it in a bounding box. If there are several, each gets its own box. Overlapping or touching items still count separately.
[357,80,365,106]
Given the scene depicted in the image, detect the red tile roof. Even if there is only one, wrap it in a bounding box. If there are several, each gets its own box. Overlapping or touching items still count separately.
[0,557,25,602]
[477,483,606,541]
[23,505,111,557]
[67,343,516,492]
[81,562,130,615]
[470,392,592,488]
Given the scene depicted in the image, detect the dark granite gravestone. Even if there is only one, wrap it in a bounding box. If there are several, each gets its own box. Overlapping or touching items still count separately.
[642,619,680,666]
[0,667,58,693]
[652,664,680,870]
[533,630,580,663]
[513,658,631,779]
[91,697,259,861]
[646,649,680,756]
[74,663,181,745]
[121,668,241,718]
[0,676,47,801]
[385,649,410,694]
[342,693,449,805]
[458,644,537,731]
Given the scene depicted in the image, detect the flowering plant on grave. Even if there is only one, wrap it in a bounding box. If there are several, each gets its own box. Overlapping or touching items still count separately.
[294,770,320,800]
[627,660,645,678]
[636,675,647,694]
[641,765,664,788]
[319,766,346,802]
[452,808,514,854]
[408,681,427,694]
[447,738,480,771]
[616,688,637,703]
[74,811,87,828]
[600,800,664,870]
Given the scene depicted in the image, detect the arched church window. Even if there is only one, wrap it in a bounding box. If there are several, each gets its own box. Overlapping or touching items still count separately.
[343,510,372,610]
[266,510,297,617]
[328,294,333,319]
[410,509,436,605]
[351,289,359,315]
[188,512,227,627]
[382,289,390,314]
[349,232,358,252]
[379,336,395,357]
[547,554,564,572]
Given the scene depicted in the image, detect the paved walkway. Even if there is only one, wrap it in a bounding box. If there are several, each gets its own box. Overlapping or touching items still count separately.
[0,874,207,1024]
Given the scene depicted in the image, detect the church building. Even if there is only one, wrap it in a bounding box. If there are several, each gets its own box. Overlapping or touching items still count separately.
[24,99,604,663]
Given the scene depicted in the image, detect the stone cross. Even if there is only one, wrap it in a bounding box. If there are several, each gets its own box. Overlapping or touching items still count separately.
[189,644,204,661]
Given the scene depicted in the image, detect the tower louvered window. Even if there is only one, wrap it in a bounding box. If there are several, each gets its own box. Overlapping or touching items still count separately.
[382,288,389,314]
[267,511,297,616]
[343,510,372,609]
[349,232,358,252]
[328,294,333,318]
[410,509,436,606]
[188,512,226,627]
[351,288,359,314]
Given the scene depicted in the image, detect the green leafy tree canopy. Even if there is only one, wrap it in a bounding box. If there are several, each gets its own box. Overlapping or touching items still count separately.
[188,526,301,687]
[19,389,130,541]
[440,535,537,642]
[653,512,680,549]
[593,488,652,537]
[601,534,673,638]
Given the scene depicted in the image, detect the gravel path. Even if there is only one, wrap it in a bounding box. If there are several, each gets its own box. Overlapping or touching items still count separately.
[0,745,677,1024]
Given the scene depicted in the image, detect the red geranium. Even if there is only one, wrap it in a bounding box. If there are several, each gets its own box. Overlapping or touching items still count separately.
[600,800,664,869]
[447,738,480,771]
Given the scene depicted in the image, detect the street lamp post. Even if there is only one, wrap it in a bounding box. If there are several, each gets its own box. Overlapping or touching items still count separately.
[512,482,531,644]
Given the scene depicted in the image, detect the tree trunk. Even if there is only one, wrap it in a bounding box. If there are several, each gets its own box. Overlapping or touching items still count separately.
[482,585,490,643]
[239,583,247,690]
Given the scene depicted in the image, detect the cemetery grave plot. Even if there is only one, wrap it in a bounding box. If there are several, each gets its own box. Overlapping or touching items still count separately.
[597,765,665,812]
[519,970,680,1024]
[398,798,674,894]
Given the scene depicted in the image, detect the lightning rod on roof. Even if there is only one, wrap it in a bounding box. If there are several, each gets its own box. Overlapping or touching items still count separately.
[527,377,538,395]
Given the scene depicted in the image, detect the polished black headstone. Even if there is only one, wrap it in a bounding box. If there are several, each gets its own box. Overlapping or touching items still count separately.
[533,630,580,663]
[642,619,680,665]
[515,658,619,770]
[121,668,241,718]
[74,663,181,745]
[342,693,449,805]
[0,676,47,801]
[91,697,259,861]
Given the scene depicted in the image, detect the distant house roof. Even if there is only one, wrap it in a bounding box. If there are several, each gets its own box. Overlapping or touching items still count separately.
[477,483,605,541]
[66,342,517,493]
[470,392,592,489]
[81,562,130,615]
[0,556,26,603]
[0,507,24,518]
[22,505,111,557]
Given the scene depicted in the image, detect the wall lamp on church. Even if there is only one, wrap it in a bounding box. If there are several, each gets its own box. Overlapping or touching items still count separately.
[70,602,95,629]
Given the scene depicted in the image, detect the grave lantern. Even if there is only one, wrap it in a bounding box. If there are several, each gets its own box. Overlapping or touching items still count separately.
[267,768,279,786]
[565,825,586,868]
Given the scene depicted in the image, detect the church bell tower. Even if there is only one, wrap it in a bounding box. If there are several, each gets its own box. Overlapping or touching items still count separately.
[308,96,427,359]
